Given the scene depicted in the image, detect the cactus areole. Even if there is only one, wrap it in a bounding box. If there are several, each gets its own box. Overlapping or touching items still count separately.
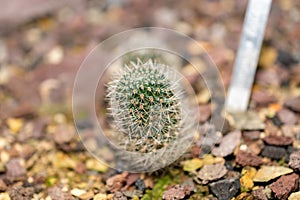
[107,60,182,153]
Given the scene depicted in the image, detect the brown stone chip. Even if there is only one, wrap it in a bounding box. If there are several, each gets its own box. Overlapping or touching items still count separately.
[263,135,293,146]
[270,173,299,200]
[276,109,298,125]
[284,96,300,112]
[106,172,128,192]
[236,151,263,167]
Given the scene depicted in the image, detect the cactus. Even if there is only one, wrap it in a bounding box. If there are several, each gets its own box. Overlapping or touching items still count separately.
[107,59,182,153]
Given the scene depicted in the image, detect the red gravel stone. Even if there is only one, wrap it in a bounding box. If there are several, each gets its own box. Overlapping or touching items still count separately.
[276,109,298,125]
[284,96,300,112]
[235,151,263,167]
[270,173,299,200]
[263,135,293,146]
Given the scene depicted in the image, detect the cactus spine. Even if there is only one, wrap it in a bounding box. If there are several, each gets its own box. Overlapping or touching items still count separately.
[107,60,182,153]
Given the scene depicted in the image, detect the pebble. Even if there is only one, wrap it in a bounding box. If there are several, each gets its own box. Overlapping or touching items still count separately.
[263,135,293,146]
[261,146,288,160]
[289,191,300,200]
[135,178,146,192]
[48,186,74,200]
[7,185,34,200]
[277,109,298,125]
[106,172,128,192]
[53,125,75,144]
[5,158,26,180]
[209,178,240,200]
[182,158,203,172]
[212,131,241,157]
[253,166,293,182]
[162,184,193,200]
[113,191,127,200]
[240,167,257,192]
[251,187,267,200]
[6,118,23,134]
[197,164,227,183]
[0,192,10,200]
[270,173,299,200]
[236,151,263,167]
[288,151,300,171]
[251,90,277,105]
[0,179,7,191]
[93,193,114,200]
[284,96,300,112]
[242,131,261,141]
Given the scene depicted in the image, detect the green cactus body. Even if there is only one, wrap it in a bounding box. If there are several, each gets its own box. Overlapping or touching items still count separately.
[107,60,182,153]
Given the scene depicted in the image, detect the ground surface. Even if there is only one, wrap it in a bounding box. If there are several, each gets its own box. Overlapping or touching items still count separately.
[0,0,300,199]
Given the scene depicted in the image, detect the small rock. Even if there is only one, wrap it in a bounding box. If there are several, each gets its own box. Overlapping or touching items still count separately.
[261,146,288,160]
[251,91,277,105]
[197,164,227,183]
[242,131,261,141]
[7,185,34,200]
[0,192,10,200]
[270,173,299,200]
[212,131,241,157]
[106,172,128,192]
[5,158,26,180]
[93,193,113,200]
[53,125,75,144]
[209,178,240,200]
[6,118,23,134]
[253,166,293,182]
[251,187,267,200]
[162,184,193,200]
[70,188,85,197]
[277,109,298,125]
[240,167,256,192]
[135,178,146,192]
[289,151,300,171]
[289,191,300,200]
[236,151,263,167]
[0,179,7,192]
[113,191,127,200]
[263,135,293,146]
[48,186,74,200]
[182,158,203,172]
[285,96,300,112]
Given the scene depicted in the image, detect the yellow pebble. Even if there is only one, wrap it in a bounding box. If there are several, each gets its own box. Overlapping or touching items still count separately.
[6,118,23,134]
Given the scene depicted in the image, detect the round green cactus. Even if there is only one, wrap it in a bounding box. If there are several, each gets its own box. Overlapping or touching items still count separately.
[107,59,182,153]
